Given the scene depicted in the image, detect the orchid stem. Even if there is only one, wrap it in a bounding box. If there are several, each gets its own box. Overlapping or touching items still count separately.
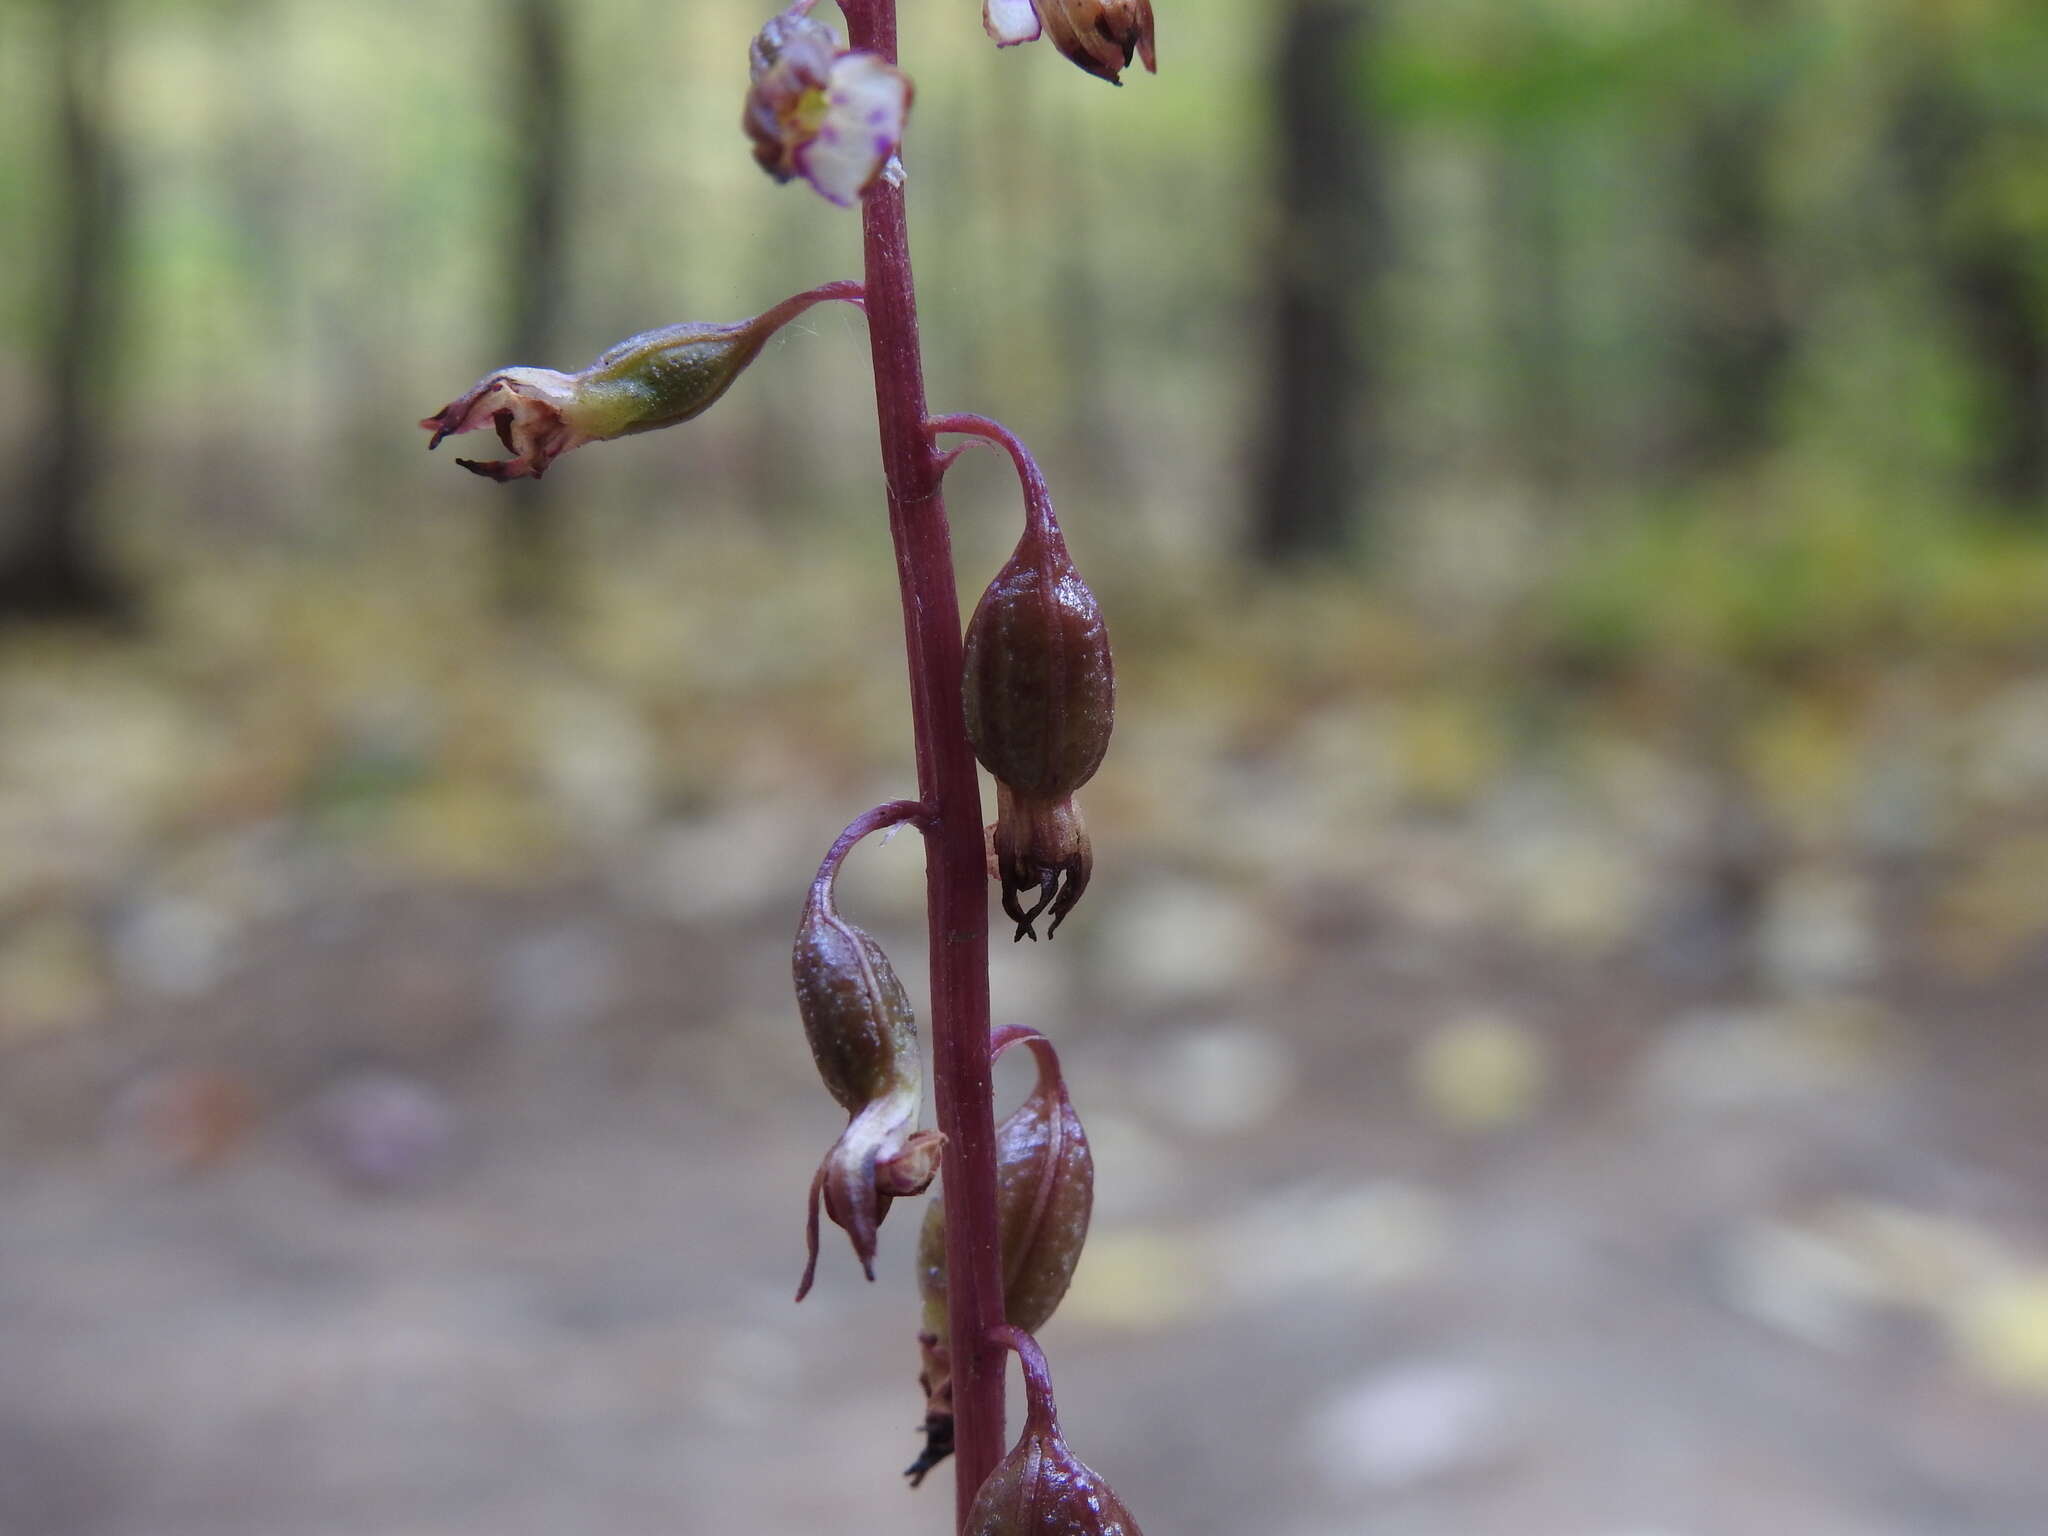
[839,2,1010,1527]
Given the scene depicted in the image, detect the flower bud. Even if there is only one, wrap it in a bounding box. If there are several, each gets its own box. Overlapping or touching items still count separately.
[966,1329,1146,1536]
[1036,0,1157,85]
[963,507,1114,940]
[421,283,860,481]
[792,829,943,1300]
[909,1026,1093,1485]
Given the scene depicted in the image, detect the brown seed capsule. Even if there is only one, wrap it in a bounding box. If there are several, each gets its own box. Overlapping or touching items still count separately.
[963,500,1114,940]
[908,1026,1093,1485]
[966,1328,1146,1536]
[792,807,943,1301]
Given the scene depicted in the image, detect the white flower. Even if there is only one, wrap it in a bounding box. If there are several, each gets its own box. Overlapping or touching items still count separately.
[745,2,913,207]
[984,0,1043,46]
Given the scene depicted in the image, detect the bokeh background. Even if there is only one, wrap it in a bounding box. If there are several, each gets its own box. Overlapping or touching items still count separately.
[3,0,2048,1532]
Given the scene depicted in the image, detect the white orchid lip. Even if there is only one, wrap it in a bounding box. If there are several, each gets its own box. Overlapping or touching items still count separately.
[795,53,914,207]
[984,0,1042,46]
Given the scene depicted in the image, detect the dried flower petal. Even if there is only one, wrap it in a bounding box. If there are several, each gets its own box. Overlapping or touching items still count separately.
[988,0,1156,83]
[419,366,586,482]
[989,782,1092,941]
[1038,0,1157,83]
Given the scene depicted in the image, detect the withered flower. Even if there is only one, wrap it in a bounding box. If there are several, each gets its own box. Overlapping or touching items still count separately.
[962,492,1114,940]
[966,1328,1146,1536]
[792,806,944,1300]
[910,1025,1093,1484]
[982,0,1157,85]
[745,0,913,206]
[421,284,860,481]
[1037,0,1157,83]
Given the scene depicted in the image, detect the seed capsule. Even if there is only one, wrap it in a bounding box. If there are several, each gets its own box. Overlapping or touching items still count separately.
[791,809,943,1301]
[908,1026,1093,1485]
[963,504,1114,940]
[420,283,861,480]
[963,519,1113,800]
[966,1328,1146,1536]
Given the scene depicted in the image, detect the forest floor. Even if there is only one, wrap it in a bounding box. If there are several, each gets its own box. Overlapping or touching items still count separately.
[1,540,2046,1536]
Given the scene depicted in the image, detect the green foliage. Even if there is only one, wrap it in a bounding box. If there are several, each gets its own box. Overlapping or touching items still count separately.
[1542,480,2048,671]
[0,0,2044,663]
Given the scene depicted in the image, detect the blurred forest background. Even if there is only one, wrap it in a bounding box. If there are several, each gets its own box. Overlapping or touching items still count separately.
[3,1,2048,1534]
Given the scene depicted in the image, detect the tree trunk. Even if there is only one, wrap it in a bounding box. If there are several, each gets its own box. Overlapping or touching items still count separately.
[1492,135,1576,501]
[495,0,574,617]
[1893,73,2048,512]
[0,0,132,623]
[1669,43,1794,477]
[1250,0,1387,564]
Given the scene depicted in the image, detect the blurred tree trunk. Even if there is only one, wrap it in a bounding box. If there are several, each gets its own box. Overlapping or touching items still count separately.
[1893,74,2048,513]
[496,0,573,616]
[1493,137,1575,501]
[1250,0,1387,564]
[1056,103,1121,495]
[0,0,132,623]
[1669,16,1794,478]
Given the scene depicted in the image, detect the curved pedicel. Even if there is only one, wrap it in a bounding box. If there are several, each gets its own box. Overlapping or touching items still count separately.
[909,1024,1093,1485]
[791,800,944,1301]
[962,1327,1146,1536]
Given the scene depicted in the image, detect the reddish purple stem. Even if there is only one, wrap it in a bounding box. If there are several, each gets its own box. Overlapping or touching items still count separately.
[839,2,1010,1526]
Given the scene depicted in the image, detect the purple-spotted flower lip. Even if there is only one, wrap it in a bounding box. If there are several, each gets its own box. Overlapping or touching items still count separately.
[745,1,913,207]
